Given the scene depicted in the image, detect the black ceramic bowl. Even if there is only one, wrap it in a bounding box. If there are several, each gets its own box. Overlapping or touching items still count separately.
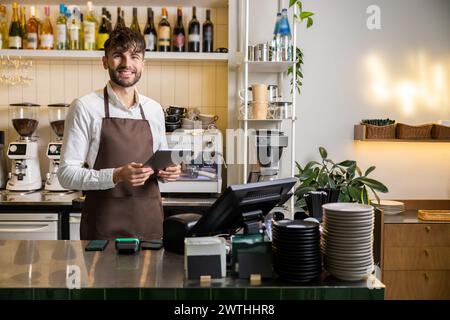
[165,122,181,132]
[166,106,186,116]
[165,115,181,123]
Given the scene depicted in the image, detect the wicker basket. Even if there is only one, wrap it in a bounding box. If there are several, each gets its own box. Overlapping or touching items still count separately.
[396,123,432,140]
[364,123,396,139]
[431,124,450,140]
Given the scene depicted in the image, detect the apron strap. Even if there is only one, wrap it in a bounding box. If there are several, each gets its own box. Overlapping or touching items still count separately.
[104,85,146,121]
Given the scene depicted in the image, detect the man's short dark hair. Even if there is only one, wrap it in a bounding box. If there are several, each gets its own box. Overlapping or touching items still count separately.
[104,27,146,57]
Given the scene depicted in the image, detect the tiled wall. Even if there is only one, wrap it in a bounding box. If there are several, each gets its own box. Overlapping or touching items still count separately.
[0,5,228,178]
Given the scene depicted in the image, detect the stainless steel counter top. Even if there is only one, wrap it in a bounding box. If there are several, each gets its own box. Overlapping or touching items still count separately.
[0,240,384,290]
[0,190,218,207]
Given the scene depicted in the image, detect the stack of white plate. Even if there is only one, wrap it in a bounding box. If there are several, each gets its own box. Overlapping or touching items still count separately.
[371,200,405,215]
[321,203,374,281]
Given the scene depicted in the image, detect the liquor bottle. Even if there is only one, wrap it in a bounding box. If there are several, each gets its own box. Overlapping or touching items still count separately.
[143,8,157,52]
[26,6,40,49]
[106,10,112,34]
[84,1,98,50]
[8,2,22,49]
[158,7,171,52]
[97,8,110,50]
[114,7,125,30]
[130,8,141,34]
[172,7,185,52]
[188,6,200,52]
[80,13,85,50]
[19,6,27,49]
[40,5,54,50]
[68,8,81,50]
[0,5,8,49]
[56,4,68,50]
[202,9,213,52]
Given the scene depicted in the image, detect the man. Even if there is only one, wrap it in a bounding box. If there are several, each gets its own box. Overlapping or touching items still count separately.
[58,27,180,240]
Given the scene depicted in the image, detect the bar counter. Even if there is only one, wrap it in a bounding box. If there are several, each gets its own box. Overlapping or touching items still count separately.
[0,240,384,300]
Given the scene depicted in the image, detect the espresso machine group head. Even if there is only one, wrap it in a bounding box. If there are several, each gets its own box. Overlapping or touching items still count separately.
[45,103,70,192]
[6,103,42,191]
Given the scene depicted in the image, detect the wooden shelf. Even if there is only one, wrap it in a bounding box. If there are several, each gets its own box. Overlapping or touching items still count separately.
[0,0,228,7]
[0,49,229,61]
[354,124,450,142]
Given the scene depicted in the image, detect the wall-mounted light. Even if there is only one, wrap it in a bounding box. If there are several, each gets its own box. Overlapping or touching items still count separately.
[364,52,449,116]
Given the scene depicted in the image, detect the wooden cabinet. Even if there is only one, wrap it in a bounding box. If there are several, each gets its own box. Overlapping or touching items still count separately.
[383,222,450,300]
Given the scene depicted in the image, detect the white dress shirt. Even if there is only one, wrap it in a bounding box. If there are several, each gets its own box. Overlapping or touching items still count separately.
[57,81,168,190]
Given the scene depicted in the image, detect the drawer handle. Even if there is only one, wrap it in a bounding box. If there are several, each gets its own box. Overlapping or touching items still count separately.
[425,226,431,233]
[423,273,430,281]
[424,249,430,257]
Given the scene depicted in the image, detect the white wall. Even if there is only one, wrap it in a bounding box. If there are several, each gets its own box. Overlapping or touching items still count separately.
[234,0,450,199]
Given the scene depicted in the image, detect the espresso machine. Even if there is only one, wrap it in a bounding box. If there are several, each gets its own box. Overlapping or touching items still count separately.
[248,129,288,182]
[6,103,42,191]
[158,128,223,194]
[45,103,70,191]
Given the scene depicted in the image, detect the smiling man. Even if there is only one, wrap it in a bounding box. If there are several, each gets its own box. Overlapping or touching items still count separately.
[58,27,180,240]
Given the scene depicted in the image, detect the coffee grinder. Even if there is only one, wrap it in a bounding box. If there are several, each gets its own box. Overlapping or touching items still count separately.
[6,103,42,191]
[45,103,69,191]
[248,129,288,182]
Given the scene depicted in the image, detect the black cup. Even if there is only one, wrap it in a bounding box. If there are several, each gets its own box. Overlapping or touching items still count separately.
[166,106,186,116]
[165,115,181,123]
[165,122,181,132]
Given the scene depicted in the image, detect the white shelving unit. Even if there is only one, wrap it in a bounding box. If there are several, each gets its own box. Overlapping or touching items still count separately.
[0,49,228,61]
[238,0,297,213]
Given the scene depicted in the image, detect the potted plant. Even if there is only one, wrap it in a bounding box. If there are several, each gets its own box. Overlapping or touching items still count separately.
[294,147,388,209]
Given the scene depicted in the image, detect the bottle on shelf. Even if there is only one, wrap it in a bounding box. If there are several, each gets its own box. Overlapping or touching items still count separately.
[40,5,54,50]
[172,7,185,52]
[158,7,171,52]
[105,10,112,33]
[114,7,125,30]
[68,8,81,50]
[271,12,281,61]
[80,13,85,50]
[202,9,213,53]
[0,4,8,49]
[143,8,157,52]
[84,1,98,50]
[9,2,22,49]
[97,8,110,50]
[279,8,292,61]
[19,6,27,49]
[130,7,141,34]
[188,6,200,52]
[26,6,40,50]
[56,4,68,50]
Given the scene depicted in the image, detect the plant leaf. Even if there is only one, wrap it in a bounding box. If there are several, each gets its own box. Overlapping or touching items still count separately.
[348,186,361,201]
[300,11,314,20]
[337,160,356,167]
[356,166,362,177]
[307,17,314,28]
[319,147,328,159]
[289,0,297,7]
[353,177,389,193]
[364,166,376,176]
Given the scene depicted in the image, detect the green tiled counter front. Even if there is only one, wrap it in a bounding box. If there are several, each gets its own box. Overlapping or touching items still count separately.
[0,240,384,300]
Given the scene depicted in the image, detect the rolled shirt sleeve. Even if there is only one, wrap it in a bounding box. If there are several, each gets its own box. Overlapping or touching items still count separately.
[57,99,116,190]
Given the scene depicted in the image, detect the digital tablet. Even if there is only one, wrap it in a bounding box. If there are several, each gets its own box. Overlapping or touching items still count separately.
[144,149,185,171]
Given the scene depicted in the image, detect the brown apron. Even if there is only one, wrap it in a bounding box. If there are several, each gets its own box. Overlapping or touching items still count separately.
[80,87,163,241]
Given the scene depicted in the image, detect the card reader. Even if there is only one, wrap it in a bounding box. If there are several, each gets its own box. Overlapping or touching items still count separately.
[115,238,140,254]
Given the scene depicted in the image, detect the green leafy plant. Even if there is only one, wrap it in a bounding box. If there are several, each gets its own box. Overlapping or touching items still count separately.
[294,147,388,208]
[288,0,315,94]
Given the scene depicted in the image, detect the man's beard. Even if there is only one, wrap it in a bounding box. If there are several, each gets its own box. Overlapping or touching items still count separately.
[108,67,142,88]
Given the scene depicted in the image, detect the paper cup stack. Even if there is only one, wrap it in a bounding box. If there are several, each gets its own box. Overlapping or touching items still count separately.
[321,203,374,281]
[371,200,405,215]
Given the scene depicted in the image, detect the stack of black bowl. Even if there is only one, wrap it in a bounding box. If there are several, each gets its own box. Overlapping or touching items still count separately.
[272,219,322,282]
[165,106,186,132]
